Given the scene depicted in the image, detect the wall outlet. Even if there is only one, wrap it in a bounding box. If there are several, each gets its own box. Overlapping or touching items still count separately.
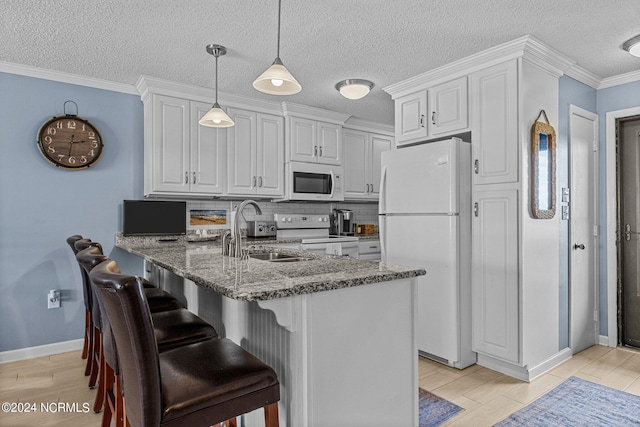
[48,289,61,309]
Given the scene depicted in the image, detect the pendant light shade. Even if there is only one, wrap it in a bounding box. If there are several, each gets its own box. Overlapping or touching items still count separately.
[253,0,301,95]
[199,44,235,127]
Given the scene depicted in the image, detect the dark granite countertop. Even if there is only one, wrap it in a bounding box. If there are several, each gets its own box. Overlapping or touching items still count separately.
[115,233,424,301]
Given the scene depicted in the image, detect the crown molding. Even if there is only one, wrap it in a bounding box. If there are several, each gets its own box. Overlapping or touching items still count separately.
[383,35,602,98]
[0,61,138,95]
[343,117,394,135]
[598,69,640,89]
[135,75,284,115]
[281,102,351,124]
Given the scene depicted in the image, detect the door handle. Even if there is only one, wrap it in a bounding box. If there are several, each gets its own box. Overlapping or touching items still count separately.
[574,243,585,250]
[625,224,639,241]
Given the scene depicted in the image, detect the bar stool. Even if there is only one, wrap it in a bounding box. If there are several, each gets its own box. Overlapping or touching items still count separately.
[66,235,94,373]
[90,259,280,427]
[76,247,218,421]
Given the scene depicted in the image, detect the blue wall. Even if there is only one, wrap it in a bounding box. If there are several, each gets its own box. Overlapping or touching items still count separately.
[0,72,144,352]
[557,76,597,348]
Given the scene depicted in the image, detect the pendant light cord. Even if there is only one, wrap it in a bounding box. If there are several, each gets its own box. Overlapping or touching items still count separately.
[276,0,281,59]
[214,48,219,105]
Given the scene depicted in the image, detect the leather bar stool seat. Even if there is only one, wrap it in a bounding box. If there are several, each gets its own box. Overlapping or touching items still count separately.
[90,259,280,427]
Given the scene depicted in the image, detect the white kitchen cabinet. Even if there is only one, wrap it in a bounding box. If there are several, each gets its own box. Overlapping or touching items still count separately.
[430,77,468,136]
[343,129,393,200]
[470,60,518,185]
[395,77,468,146]
[227,107,284,197]
[147,95,226,196]
[471,188,519,363]
[289,116,342,165]
[358,240,381,261]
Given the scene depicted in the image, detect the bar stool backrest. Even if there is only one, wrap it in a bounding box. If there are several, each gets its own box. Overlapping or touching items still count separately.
[90,259,162,427]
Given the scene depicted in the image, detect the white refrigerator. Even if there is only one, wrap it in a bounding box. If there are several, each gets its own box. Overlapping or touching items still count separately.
[379,138,476,369]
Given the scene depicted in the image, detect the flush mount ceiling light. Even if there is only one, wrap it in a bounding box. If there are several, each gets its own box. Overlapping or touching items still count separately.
[199,44,235,128]
[335,79,375,100]
[623,34,640,57]
[253,0,301,95]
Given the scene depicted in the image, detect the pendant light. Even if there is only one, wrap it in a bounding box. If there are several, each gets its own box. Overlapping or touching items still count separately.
[623,34,640,57]
[253,0,301,95]
[199,44,235,127]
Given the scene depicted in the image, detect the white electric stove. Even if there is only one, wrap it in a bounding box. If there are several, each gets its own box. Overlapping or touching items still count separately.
[274,214,359,257]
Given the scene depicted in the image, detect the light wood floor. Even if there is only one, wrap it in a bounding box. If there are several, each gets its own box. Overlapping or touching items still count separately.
[420,345,640,426]
[1,345,640,426]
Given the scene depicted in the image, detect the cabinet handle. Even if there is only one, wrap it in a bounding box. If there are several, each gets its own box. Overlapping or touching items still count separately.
[319,146,323,157]
[474,159,479,174]
[474,202,478,217]
[252,176,256,188]
[258,176,263,187]
[314,146,318,157]
[193,172,196,184]
[420,114,425,128]
[431,111,436,125]
[185,171,188,184]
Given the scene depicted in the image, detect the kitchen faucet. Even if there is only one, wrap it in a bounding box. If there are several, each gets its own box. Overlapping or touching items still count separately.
[223,200,262,257]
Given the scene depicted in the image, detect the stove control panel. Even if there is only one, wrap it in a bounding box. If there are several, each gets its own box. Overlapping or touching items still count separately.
[273,214,330,229]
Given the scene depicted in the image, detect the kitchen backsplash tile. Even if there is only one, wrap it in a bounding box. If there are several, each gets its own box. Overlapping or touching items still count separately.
[184,200,379,232]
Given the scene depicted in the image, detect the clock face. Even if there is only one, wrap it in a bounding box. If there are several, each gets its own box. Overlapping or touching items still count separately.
[37,115,104,170]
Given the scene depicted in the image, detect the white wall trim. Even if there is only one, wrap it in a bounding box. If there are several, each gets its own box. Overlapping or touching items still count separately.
[599,335,611,347]
[599,70,640,90]
[0,339,84,364]
[0,61,138,95]
[605,106,640,349]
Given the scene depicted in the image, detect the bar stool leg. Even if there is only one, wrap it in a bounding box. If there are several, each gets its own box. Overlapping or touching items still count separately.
[84,316,94,376]
[94,338,108,412]
[88,328,101,388]
[264,402,279,427]
[82,309,91,359]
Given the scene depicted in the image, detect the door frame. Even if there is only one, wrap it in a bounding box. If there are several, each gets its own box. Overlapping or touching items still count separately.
[568,105,599,352]
[605,106,640,347]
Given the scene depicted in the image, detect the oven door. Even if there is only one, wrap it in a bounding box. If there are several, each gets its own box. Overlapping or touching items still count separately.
[285,162,344,201]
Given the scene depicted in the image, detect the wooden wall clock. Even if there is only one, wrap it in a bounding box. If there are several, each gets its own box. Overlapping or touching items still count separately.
[37,114,104,170]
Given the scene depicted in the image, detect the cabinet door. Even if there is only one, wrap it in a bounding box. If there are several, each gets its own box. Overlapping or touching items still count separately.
[369,134,393,197]
[343,129,369,199]
[256,113,284,196]
[190,101,226,194]
[227,108,257,195]
[471,60,518,185]
[151,95,190,193]
[317,122,341,165]
[395,91,428,146]
[430,77,468,136]
[472,188,519,363]
[289,117,318,163]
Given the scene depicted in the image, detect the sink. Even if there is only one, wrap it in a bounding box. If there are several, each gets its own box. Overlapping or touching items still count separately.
[249,252,310,262]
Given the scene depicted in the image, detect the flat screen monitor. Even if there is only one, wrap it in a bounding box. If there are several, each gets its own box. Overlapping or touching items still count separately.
[123,200,186,236]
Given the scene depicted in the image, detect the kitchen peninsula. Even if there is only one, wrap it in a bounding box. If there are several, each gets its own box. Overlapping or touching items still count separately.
[116,233,425,427]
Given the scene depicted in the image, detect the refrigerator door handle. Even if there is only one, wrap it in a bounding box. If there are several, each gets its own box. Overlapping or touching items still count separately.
[379,217,386,263]
[379,165,388,214]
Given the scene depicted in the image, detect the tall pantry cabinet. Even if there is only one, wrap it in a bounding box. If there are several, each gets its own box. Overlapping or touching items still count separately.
[385,36,571,381]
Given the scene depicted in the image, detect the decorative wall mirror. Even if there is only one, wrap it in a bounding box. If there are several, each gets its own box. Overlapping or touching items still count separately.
[531,110,556,219]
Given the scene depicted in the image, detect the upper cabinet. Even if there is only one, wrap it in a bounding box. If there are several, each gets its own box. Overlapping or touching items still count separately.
[227,107,284,197]
[394,76,468,146]
[470,61,518,185]
[289,117,342,165]
[343,128,393,200]
[146,94,226,197]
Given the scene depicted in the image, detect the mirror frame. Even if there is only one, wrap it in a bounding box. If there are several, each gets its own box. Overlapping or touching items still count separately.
[531,118,556,219]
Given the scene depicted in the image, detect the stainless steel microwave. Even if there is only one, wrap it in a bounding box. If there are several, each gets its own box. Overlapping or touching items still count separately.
[282,161,344,201]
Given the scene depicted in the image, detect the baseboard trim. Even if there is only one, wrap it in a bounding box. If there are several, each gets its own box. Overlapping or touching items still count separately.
[599,335,612,347]
[0,339,84,364]
[477,348,572,382]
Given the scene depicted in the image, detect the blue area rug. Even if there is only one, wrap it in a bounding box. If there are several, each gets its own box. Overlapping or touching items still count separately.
[419,388,463,427]
[495,376,640,426]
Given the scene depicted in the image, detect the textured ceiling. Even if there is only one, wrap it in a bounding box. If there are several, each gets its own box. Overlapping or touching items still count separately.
[2,0,640,124]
